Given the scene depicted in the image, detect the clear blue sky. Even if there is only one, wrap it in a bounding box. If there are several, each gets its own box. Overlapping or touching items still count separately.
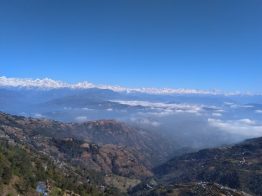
[0,0,261,92]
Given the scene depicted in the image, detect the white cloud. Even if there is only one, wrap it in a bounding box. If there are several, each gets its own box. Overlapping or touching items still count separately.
[237,119,256,125]
[82,107,94,111]
[75,116,88,122]
[242,105,254,108]
[224,102,254,109]
[255,110,262,114]
[208,118,262,137]
[130,117,161,127]
[145,109,175,117]
[212,113,222,117]
[112,100,203,116]
[64,107,72,110]
[34,113,45,118]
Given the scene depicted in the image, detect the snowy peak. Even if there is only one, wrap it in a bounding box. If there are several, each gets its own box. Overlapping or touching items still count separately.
[0,76,68,89]
[0,76,233,95]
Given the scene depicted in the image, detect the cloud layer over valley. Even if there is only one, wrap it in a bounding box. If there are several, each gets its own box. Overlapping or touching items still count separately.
[1,76,262,151]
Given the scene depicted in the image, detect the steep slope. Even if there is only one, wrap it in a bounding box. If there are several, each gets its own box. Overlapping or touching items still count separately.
[51,138,152,178]
[153,137,262,195]
[0,139,105,196]
[74,120,176,166]
[0,112,152,179]
[0,112,177,167]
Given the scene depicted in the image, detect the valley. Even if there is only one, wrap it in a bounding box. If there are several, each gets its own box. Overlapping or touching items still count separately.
[0,112,262,195]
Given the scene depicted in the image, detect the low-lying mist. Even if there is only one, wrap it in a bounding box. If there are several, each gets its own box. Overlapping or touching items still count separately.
[1,87,262,153]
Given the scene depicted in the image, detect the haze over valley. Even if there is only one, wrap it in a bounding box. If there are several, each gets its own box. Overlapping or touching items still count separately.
[1,77,262,195]
[1,76,262,150]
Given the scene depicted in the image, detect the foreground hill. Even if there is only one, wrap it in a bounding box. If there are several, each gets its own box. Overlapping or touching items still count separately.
[1,111,262,195]
[152,137,262,195]
[74,120,177,166]
[0,112,155,176]
[0,112,179,194]
[0,138,106,195]
[0,112,176,167]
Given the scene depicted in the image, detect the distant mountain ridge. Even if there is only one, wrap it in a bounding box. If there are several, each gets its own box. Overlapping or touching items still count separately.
[0,76,239,95]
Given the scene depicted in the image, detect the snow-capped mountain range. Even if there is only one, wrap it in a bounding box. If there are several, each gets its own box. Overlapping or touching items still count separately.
[0,76,248,95]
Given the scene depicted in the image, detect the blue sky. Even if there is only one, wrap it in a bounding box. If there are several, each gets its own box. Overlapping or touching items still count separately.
[0,0,261,92]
